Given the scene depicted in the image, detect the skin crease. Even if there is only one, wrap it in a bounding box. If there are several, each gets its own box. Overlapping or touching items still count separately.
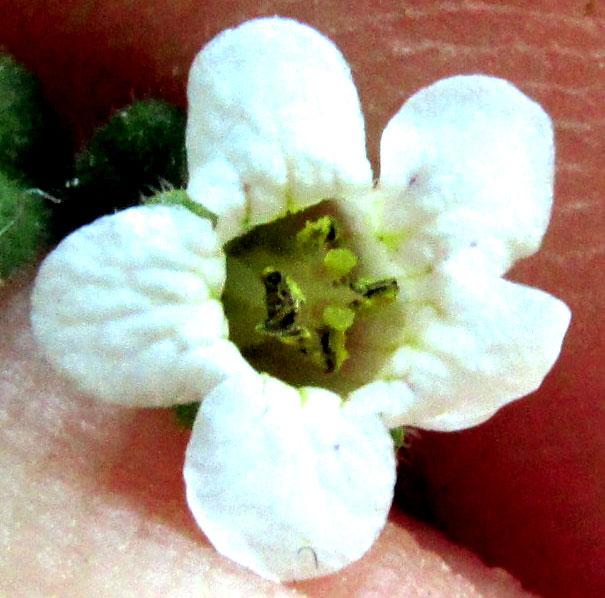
[0,1,603,597]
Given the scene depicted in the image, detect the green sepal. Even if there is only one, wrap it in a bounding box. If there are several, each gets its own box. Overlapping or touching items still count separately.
[390,425,407,452]
[143,188,216,223]
[172,402,200,429]
[0,172,49,281]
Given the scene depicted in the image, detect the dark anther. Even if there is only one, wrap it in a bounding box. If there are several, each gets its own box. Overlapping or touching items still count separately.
[319,328,336,373]
[260,269,302,334]
[278,310,296,329]
[350,278,399,299]
[325,220,337,242]
[264,270,283,287]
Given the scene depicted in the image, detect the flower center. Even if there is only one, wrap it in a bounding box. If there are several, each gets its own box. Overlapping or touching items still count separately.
[222,202,400,393]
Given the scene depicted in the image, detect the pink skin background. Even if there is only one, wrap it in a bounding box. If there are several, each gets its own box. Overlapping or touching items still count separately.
[1,1,603,597]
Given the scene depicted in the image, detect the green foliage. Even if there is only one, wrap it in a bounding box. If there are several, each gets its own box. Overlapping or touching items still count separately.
[0,53,68,278]
[0,55,188,278]
[60,99,187,233]
[0,54,69,188]
[0,172,49,280]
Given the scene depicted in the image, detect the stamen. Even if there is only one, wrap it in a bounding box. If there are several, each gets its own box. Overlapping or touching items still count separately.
[296,215,339,249]
[258,268,305,334]
[350,278,399,309]
[319,328,348,374]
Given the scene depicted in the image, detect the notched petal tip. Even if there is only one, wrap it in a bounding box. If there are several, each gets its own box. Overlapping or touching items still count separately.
[30,205,244,407]
[184,372,395,581]
[186,17,372,243]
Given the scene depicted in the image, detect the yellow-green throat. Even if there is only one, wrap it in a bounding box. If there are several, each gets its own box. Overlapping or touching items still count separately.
[223,207,399,385]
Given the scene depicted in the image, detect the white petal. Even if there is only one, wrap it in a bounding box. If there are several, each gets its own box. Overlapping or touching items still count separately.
[378,75,554,276]
[184,372,395,581]
[411,407,499,432]
[186,17,372,243]
[347,380,417,430]
[31,205,250,406]
[352,262,571,431]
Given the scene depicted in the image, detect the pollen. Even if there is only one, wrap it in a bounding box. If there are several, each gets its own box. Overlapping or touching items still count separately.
[322,306,355,331]
[323,248,358,279]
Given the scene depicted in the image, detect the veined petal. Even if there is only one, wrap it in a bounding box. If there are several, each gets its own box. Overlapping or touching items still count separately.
[186,17,372,243]
[351,262,571,431]
[184,372,395,581]
[31,205,249,407]
[378,75,554,276]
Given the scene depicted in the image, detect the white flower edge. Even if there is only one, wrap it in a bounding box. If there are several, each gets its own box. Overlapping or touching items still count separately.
[376,74,555,278]
[186,16,372,244]
[30,205,253,406]
[184,371,395,581]
[348,261,571,431]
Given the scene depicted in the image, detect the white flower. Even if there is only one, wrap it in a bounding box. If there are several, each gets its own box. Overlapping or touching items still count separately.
[30,17,571,582]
